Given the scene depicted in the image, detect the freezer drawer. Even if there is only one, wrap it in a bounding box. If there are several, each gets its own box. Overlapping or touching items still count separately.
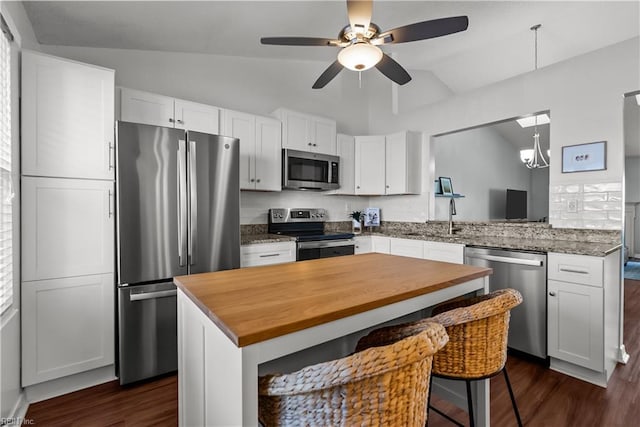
[118,281,177,384]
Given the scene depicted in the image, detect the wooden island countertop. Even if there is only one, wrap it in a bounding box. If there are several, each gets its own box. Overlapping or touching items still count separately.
[174,253,492,347]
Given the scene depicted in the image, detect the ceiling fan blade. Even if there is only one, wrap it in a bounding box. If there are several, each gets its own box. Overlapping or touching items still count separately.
[261,37,339,46]
[375,54,411,85]
[347,0,373,34]
[313,60,344,89]
[377,16,469,44]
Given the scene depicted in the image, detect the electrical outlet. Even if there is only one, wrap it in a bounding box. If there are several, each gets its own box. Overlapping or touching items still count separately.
[567,199,578,213]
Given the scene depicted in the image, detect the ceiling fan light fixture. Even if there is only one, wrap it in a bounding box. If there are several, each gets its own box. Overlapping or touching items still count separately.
[337,43,382,71]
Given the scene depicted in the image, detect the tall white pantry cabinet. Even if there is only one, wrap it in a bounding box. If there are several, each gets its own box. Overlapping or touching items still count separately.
[21,51,115,387]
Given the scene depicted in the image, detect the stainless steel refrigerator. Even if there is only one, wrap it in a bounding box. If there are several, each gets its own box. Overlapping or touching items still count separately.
[116,121,240,384]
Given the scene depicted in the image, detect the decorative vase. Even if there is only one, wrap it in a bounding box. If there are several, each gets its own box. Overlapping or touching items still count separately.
[352,218,362,234]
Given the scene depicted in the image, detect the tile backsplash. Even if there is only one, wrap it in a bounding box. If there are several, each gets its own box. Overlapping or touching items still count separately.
[549,181,623,229]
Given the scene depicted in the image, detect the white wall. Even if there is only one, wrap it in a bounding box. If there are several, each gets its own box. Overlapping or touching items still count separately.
[626,156,640,254]
[530,167,550,221]
[365,37,639,229]
[626,156,640,203]
[433,126,531,221]
[0,0,40,420]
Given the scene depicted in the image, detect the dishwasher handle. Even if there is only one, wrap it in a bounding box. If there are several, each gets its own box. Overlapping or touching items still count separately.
[466,254,543,267]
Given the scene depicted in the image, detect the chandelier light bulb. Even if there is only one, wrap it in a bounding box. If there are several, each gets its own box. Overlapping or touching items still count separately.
[338,43,383,71]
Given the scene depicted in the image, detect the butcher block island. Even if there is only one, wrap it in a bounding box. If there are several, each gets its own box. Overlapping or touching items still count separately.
[174,253,492,426]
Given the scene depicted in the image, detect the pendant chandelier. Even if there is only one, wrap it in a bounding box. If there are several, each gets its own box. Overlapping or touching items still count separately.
[520,24,549,169]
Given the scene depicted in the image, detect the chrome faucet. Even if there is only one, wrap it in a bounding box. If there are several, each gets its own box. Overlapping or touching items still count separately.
[448,197,460,235]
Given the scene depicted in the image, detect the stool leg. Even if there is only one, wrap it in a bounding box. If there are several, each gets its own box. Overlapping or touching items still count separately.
[503,368,523,427]
[466,380,475,427]
[426,375,433,427]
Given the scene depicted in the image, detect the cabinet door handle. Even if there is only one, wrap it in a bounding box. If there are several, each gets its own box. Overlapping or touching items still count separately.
[250,178,255,182]
[108,189,113,218]
[308,142,312,146]
[313,143,317,147]
[177,119,184,124]
[357,185,360,189]
[169,118,175,123]
[259,253,280,258]
[549,291,556,297]
[108,142,114,170]
[559,267,588,274]
[256,178,261,183]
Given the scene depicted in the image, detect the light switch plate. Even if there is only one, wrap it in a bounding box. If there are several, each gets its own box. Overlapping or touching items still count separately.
[567,199,578,213]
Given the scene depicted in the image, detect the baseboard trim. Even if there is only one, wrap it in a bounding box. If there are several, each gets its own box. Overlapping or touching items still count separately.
[549,358,608,388]
[24,365,116,404]
[618,345,631,364]
[6,392,29,423]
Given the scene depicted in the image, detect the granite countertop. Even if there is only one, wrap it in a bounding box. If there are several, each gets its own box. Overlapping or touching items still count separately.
[241,234,296,245]
[364,231,621,257]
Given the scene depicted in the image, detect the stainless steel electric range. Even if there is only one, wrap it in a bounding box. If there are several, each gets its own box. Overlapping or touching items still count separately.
[268,208,355,261]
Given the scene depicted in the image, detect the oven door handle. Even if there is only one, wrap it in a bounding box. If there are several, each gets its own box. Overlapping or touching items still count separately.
[297,239,355,250]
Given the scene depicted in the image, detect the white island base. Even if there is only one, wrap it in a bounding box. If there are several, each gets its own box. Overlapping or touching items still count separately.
[177,276,490,427]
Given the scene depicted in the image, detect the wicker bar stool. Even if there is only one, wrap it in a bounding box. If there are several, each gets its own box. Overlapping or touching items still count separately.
[355,288,524,427]
[258,322,449,427]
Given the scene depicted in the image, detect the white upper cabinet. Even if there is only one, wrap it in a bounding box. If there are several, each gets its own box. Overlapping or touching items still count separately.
[254,116,282,192]
[385,131,422,195]
[120,87,220,134]
[272,108,337,155]
[174,99,220,134]
[22,51,115,180]
[221,109,281,192]
[120,88,173,128]
[350,131,422,196]
[334,134,356,195]
[22,177,115,282]
[355,135,386,195]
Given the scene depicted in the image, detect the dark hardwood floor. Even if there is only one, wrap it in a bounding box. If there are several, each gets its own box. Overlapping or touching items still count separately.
[26,279,640,426]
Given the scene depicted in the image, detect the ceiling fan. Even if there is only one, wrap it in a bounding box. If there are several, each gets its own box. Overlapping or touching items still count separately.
[260,0,469,89]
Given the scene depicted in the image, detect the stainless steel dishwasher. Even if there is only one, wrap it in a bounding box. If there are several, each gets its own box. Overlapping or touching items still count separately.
[465,246,547,359]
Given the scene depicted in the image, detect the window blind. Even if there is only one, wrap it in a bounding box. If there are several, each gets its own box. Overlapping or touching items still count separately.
[0,14,13,315]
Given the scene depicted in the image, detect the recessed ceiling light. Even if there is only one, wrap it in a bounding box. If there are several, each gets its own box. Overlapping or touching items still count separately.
[516,114,550,128]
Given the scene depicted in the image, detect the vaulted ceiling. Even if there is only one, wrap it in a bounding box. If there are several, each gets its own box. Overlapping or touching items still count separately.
[22,1,639,94]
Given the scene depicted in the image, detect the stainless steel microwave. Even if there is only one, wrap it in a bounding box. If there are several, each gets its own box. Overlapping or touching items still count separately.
[282,149,340,191]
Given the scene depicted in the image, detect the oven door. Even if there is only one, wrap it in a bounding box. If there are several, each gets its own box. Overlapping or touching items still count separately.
[297,239,355,261]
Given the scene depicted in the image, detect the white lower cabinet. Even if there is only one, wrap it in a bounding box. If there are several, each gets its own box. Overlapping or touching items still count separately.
[547,279,603,371]
[371,236,391,254]
[354,236,372,254]
[241,242,296,267]
[546,251,621,386]
[389,238,423,259]
[368,236,463,264]
[22,274,115,386]
[423,241,464,264]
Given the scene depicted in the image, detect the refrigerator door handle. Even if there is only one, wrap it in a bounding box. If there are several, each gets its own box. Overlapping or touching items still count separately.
[177,140,188,267]
[189,139,198,266]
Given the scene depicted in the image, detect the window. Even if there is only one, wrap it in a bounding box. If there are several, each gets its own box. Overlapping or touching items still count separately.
[0,14,13,315]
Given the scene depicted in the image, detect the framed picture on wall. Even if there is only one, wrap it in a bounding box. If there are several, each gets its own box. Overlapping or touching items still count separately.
[438,177,454,196]
[562,141,607,173]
